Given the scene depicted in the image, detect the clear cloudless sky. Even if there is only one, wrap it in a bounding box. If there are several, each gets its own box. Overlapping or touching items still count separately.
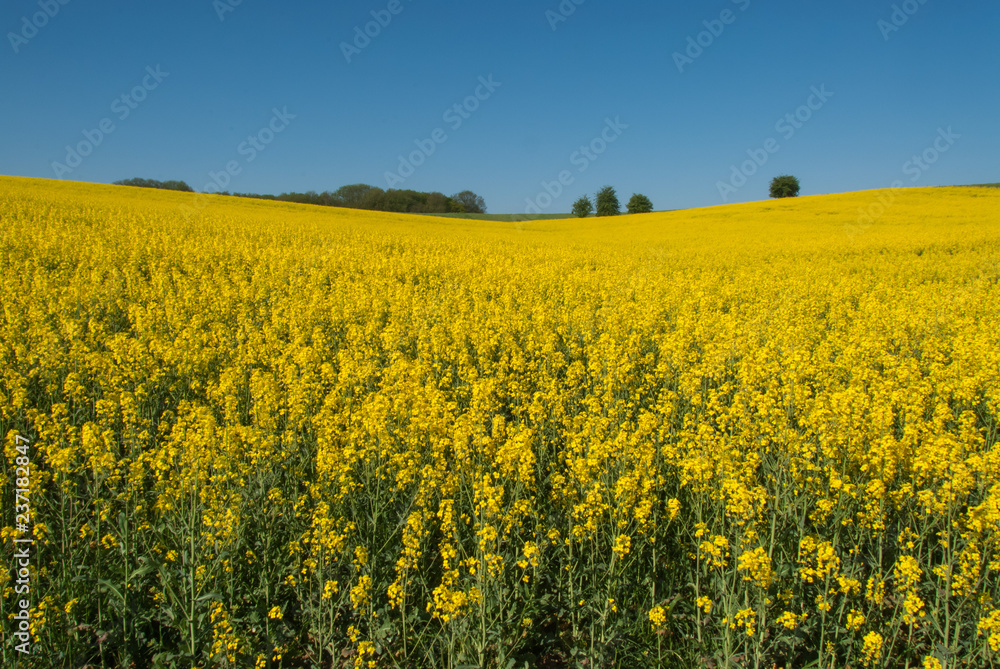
[1,0,998,213]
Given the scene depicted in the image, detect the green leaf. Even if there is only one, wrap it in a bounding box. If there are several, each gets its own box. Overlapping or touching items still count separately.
[98,579,124,603]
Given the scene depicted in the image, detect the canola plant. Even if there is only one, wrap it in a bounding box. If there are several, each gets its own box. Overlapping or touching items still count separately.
[1,176,999,668]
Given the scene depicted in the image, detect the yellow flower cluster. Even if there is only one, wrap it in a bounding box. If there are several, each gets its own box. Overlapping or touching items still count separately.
[726,607,757,637]
[699,534,730,569]
[862,631,884,666]
[648,605,667,630]
[737,546,774,589]
[776,610,807,630]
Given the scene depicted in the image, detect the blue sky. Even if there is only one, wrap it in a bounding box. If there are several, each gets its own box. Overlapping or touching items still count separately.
[1,0,997,213]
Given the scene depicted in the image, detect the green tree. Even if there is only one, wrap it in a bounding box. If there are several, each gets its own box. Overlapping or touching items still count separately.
[626,193,653,214]
[452,190,486,214]
[423,192,454,213]
[572,195,593,218]
[332,184,378,208]
[595,186,620,217]
[769,175,801,199]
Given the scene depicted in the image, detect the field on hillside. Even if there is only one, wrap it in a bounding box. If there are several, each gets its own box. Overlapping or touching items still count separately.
[414,212,578,222]
[2,177,1000,669]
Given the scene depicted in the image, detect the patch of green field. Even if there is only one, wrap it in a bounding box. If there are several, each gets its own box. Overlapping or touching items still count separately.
[414,211,578,222]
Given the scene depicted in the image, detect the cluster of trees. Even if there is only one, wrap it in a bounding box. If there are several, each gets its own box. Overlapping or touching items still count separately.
[571,186,653,217]
[113,178,194,192]
[112,178,486,215]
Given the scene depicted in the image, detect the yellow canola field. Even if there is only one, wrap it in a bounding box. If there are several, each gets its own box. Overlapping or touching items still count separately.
[1,176,1000,668]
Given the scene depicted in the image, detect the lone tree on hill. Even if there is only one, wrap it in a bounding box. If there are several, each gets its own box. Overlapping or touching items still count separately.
[769,175,801,199]
[572,195,593,218]
[627,193,653,214]
[596,186,620,216]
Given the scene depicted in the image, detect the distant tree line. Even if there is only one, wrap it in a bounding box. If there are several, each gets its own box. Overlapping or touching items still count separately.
[113,178,194,192]
[224,185,487,215]
[112,178,486,215]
